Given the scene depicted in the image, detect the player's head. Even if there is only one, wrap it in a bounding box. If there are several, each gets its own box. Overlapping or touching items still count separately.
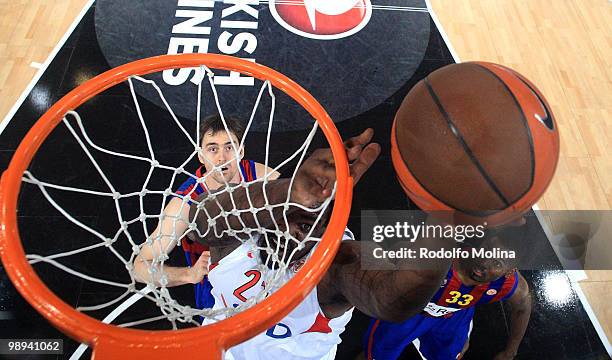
[259,208,329,268]
[456,221,526,284]
[198,114,245,186]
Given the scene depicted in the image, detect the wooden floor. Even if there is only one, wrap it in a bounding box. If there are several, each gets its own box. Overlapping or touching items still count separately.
[0,0,610,349]
[430,0,612,343]
[430,0,611,211]
[0,0,90,124]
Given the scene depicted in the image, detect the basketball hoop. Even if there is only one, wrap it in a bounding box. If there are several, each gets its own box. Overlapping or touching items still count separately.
[0,54,352,359]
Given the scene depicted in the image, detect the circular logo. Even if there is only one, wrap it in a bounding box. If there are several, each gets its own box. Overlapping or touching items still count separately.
[270,0,372,40]
[94,0,430,131]
[486,289,498,296]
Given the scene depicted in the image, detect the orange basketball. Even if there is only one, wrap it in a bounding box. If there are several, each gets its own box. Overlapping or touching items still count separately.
[391,62,560,226]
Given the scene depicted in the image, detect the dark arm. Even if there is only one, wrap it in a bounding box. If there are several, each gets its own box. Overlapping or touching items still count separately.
[188,178,293,247]
[188,128,381,248]
[495,272,532,359]
[318,240,452,322]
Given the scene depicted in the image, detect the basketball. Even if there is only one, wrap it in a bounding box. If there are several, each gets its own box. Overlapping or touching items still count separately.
[391,62,560,226]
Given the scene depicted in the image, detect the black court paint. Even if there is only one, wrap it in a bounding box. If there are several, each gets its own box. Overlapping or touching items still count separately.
[94,0,431,131]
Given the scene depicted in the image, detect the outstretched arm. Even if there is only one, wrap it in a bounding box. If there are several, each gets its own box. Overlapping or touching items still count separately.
[268,129,450,320]
[494,273,532,360]
[318,239,452,321]
[254,162,281,181]
[186,128,453,322]
[133,197,209,287]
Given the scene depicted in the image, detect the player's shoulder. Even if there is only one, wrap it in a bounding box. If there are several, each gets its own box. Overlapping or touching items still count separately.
[332,240,360,267]
[500,270,528,303]
[253,161,280,180]
[164,195,189,212]
[513,270,529,294]
[211,242,256,271]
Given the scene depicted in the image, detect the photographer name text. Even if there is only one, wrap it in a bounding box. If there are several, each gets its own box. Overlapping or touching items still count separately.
[372,247,516,260]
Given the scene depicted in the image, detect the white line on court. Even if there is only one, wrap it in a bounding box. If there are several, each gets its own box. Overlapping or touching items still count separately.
[426,0,611,355]
[424,0,461,63]
[69,286,153,360]
[572,279,612,356]
[258,1,430,12]
[29,62,43,69]
[0,0,96,136]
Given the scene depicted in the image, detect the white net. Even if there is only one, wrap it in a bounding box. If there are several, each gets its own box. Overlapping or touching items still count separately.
[18,65,335,345]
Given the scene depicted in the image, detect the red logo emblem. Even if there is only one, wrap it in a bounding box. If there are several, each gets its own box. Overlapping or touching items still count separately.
[270,0,372,40]
[486,289,498,296]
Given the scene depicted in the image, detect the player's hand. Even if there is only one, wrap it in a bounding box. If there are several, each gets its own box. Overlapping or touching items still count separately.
[493,349,516,360]
[343,128,381,183]
[187,251,210,284]
[291,128,380,207]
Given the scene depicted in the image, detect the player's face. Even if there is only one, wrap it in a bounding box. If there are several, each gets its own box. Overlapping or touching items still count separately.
[457,242,514,284]
[199,130,243,187]
[459,258,509,284]
[457,221,523,284]
[260,210,326,268]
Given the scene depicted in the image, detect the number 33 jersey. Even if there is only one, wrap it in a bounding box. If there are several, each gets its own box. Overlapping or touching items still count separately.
[423,264,518,318]
[204,230,355,360]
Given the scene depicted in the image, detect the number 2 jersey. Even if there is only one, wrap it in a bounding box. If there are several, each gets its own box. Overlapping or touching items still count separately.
[204,230,355,360]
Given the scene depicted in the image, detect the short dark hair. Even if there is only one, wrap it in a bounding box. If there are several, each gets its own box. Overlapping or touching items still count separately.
[199,113,245,145]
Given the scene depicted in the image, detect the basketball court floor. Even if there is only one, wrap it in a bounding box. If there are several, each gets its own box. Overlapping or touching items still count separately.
[0,1,610,359]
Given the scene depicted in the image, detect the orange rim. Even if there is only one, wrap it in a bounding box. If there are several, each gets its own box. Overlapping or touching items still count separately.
[0,54,352,359]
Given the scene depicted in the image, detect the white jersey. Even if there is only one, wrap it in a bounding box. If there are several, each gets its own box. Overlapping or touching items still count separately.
[205,230,355,360]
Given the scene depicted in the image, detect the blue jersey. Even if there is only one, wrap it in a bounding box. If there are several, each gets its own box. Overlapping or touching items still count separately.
[175,160,257,310]
[365,265,520,360]
[176,159,257,204]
